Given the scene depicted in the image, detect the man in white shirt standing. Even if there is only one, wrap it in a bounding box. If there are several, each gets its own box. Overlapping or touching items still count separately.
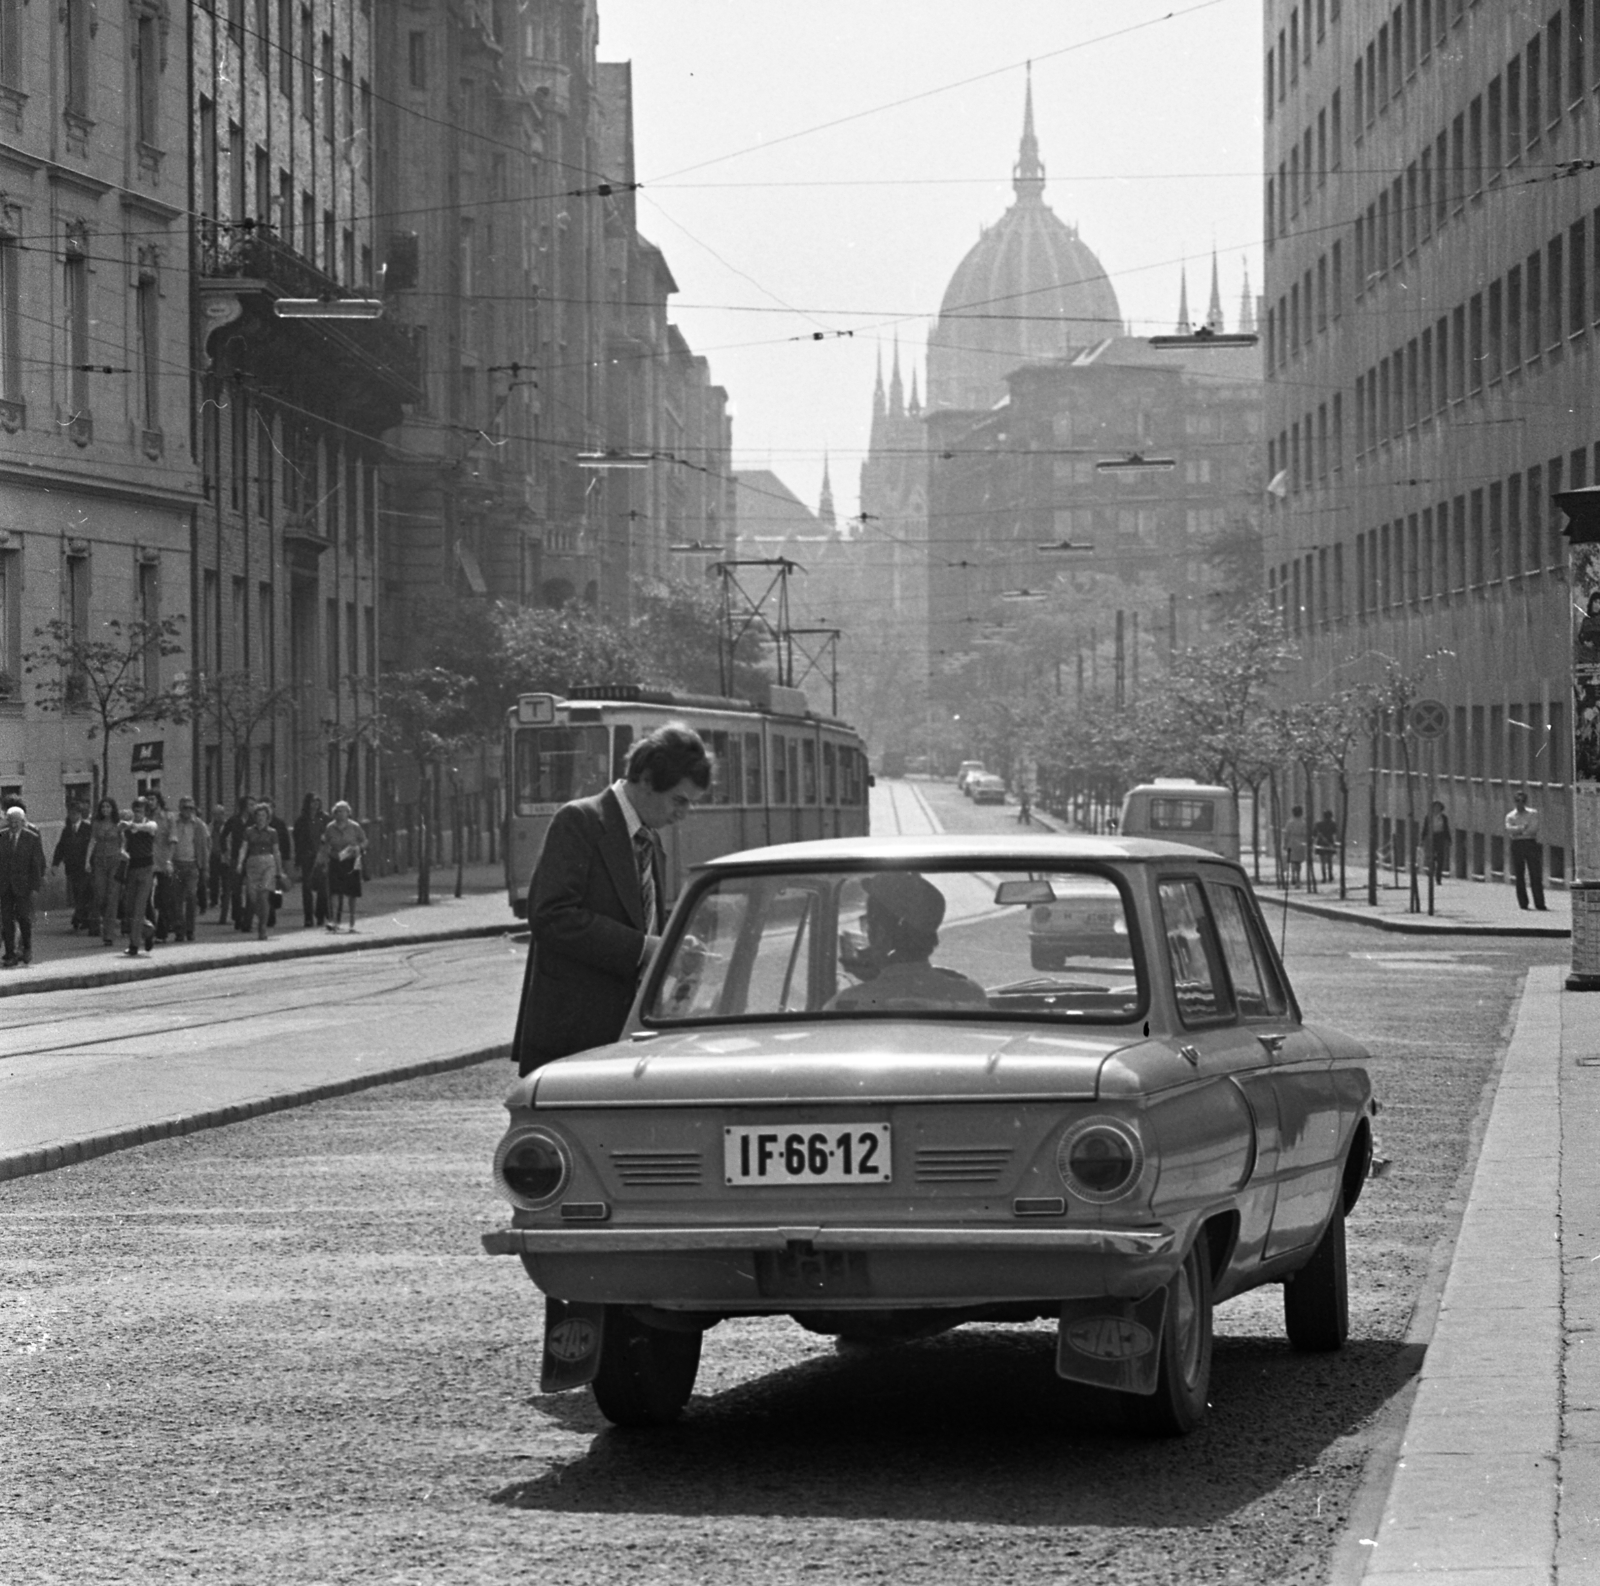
[1506,791,1547,911]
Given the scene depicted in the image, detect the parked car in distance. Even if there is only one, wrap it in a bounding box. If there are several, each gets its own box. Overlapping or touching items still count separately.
[955,761,986,795]
[967,772,1007,805]
[484,834,1379,1438]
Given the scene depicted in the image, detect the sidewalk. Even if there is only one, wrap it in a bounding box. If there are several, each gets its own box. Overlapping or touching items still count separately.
[0,859,520,998]
[1267,872,1570,938]
[1348,962,1600,1583]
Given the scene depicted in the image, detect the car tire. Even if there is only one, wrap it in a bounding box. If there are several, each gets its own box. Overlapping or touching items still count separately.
[1126,1239,1213,1437]
[590,1306,702,1427]
[1284,1201,1348,1352]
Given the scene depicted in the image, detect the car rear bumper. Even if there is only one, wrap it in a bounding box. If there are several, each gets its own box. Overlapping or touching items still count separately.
[482,1223,1178,1306]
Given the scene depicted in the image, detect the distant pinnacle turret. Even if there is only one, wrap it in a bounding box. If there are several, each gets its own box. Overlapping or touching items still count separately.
[818,452,836,532]
[908,366,921,415]
[889,335,905,417]
[1238,263,1257,334]
[1013,61,1045,202]
[1205,252,1225,334]
[873,348,885,418]
[1175,266,1192,336]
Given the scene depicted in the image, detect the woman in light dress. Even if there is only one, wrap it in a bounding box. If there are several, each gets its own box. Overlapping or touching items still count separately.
[237,802,285,942]
[320,800,367,932]
[87,797,125,947]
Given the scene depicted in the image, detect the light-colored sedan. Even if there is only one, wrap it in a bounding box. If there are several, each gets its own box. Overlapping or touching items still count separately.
[484,835,1379,1437]
[967,772,1008,805]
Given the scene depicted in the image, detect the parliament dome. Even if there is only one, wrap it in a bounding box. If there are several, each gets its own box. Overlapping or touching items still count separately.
[926,79,1123,413]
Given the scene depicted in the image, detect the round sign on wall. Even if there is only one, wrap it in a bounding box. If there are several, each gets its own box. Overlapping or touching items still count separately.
[1409,699,1449,740]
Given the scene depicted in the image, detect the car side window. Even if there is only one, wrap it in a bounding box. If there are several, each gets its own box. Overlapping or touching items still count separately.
[1157,877,1232,1025]
[745,884,816,1014]
[1206,882,1288,1019]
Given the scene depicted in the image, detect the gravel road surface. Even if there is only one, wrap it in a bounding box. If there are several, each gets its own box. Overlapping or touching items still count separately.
[0,785,1566,1584]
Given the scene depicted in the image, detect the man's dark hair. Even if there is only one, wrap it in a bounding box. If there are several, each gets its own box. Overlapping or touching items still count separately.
[626,723,712,792]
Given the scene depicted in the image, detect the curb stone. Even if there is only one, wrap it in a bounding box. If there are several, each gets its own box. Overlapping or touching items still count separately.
[0,1042,510,1184]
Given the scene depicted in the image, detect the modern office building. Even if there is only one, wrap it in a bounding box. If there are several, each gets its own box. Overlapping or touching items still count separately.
[1264,0,1592,883]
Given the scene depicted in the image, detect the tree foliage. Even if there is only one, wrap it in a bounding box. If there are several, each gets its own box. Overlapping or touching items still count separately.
[197,670,302,797]
[24,616,189,795]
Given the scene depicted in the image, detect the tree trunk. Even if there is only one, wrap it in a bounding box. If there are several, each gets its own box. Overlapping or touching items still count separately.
[416,764,432,906]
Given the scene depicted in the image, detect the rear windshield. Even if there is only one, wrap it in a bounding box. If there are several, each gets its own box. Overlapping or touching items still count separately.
[1147,796,1218,833]
[643,865,1144,1026]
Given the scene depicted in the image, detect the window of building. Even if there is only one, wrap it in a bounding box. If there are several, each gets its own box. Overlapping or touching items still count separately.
[301,190,314,263]
[63,234,88,414]
[0,545,18,695]
[300,7,313,116]
[134,11,163,146]
[408,30,427,90]
[198,97,216,219]
[1548,234,1565,349]
[136,272,159,432]
[321,32,334,143]
[259,582,274,682]
[277,0,293,97]
[1507,263,1523,366]
[65,548,90,702]
[138,560,160,693]
[1528,33,1543,137]
[64,0,90,115]
[0,233,18,402]
[1548,15,1565,125]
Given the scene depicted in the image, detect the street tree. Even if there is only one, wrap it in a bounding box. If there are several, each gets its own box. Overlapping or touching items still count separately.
[24,616,189,800]
[196,670,303,799]
[341,667,478,905]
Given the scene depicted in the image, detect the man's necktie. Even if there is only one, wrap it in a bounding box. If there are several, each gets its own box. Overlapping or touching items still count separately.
[633,828,657,930]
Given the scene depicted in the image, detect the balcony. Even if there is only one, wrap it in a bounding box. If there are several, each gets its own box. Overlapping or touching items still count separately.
[197,223,422,432]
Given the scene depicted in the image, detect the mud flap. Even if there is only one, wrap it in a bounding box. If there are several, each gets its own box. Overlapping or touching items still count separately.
[1055,1288,1169,1396]
[539,1299,608,1393]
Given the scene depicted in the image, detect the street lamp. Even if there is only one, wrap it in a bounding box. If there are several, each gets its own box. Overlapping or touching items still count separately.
[575,449,656,469]
[273,298,385,319]
[1095,452,1176,473]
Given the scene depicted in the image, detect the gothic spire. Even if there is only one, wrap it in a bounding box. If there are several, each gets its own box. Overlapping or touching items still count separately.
[818,452,836,532]
[1012,62,1045,202]
[873,347,885,418]
[889,335,904,417]
[1238,262,1257,334]
[1175,266,1192,336]
[1205,251,1225,333]
[908,365,921,415]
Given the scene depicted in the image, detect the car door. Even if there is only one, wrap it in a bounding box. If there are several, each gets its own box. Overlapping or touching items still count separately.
[1201,869,1341,1259]
[1147,875,1275,1250]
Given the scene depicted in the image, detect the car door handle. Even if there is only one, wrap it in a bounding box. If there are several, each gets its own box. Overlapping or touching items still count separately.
[1256,1032,1287,1056]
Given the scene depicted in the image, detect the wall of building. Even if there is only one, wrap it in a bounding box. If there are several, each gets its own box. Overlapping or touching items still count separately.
[1264,0,1591,881]
[0,0,199,848]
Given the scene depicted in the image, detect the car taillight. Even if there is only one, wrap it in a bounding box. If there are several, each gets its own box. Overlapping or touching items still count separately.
[1057,1117,1145,1203]
[494,1128,571,1208]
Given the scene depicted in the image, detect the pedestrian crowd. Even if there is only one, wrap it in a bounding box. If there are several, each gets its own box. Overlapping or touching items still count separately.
[0,790,367,967]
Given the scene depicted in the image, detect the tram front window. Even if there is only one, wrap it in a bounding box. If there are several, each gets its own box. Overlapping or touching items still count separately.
[514,726,611,812]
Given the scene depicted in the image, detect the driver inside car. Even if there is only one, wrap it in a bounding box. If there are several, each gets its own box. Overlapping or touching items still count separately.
[828,871,989,1011]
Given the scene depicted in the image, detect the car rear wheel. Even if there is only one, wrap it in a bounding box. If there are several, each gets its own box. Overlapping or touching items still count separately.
[590,1307,702,1427]
[1284,1201,1348,1352]
[1126,1240,1213,1437]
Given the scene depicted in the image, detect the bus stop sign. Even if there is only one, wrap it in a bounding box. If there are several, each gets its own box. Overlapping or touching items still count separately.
[1410,699,1449,740]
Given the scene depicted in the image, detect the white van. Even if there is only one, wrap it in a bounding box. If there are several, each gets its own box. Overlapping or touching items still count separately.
[1118,779,1240,860]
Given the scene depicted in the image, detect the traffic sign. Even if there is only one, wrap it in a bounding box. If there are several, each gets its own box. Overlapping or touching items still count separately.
[1410,699,1449,740]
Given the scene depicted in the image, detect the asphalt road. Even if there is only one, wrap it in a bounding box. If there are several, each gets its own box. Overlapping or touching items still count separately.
[0,783,1567,1584]
[0,936,525,1163]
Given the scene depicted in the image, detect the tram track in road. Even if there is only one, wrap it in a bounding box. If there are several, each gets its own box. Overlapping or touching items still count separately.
[877,777,943,837]
[0,938,499,1061]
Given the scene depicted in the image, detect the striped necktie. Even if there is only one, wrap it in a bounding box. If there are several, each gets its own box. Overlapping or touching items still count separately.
[633,828,657,930]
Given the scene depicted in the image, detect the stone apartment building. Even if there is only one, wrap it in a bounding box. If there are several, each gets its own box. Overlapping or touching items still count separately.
[0,0,201,825]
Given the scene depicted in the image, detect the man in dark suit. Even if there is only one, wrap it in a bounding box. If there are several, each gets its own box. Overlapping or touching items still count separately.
[513,723,711,1075]
[0,803,47,965]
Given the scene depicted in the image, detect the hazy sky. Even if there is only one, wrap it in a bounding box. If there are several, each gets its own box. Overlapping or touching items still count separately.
[598,0,1265,523]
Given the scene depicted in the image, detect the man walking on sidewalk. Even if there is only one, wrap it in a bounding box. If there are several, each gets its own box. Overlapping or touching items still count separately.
[0,804,46,965]
[169,797,210,942]
[1506,790,1547,911]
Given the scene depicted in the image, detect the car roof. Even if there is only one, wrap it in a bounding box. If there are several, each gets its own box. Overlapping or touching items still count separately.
[698,833,1233,869]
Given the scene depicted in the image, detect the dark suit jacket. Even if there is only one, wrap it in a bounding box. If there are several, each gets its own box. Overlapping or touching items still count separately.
[0,827,46,896]
[512,787,663,1075]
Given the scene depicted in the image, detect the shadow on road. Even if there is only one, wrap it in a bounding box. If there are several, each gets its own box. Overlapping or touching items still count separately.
[492,1325,1422,1527]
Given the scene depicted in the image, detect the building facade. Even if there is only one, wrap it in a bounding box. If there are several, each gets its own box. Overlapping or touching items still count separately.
[1264,0,1591,884]
[192,0,416,814]
[0,0,200,830]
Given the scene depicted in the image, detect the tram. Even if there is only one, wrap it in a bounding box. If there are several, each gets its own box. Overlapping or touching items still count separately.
[503,683,871,917]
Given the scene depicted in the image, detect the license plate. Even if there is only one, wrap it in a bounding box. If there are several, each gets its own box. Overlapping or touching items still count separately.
[724,1123,891,1185]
